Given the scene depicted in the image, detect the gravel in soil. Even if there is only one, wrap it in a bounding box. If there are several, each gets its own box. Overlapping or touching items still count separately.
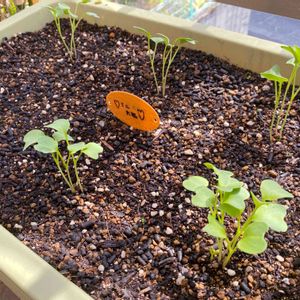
[0,20,299,299]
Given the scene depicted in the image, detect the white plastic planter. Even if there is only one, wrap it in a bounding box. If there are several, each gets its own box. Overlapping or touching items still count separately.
[0,1,295,298]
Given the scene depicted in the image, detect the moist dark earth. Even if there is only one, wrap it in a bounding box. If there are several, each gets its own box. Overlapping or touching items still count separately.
[0,20,299,299]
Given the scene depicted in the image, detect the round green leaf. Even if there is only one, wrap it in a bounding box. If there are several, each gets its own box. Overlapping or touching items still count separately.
[253,203,288,232]
[203,215,227,239]
[82,142,103,159]
[192,186,215,208]
[260,179,293,201]
[45,119,70,135]
[23,129,45,150]
[237,222,268,254]
[34,136,58,154]
[182,176,209,192]
[67,142,86,155]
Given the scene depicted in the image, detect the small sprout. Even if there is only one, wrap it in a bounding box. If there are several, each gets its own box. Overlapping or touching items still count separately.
[183,163,293,268]
[260,44,300,142]
[23,119,103,193]
[134,26,196,96]
[48,1,100,60]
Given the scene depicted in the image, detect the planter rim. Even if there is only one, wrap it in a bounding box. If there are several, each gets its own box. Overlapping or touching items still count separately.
[0,225,92,300]
[0,2,297,299]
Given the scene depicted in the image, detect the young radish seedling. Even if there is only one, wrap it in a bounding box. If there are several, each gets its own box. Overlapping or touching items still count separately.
[183,163,293,268]
[134,26,196,96]
[261,45,300,142]
[48,0,99,60]
[23,119,103,193]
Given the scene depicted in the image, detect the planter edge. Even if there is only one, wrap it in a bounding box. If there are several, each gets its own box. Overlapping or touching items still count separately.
[0,225,92,300]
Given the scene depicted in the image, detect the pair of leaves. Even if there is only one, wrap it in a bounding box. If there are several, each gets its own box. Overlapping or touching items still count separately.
[68,142,103,159]
[205,162,248,217]
[238,202,288,254]
[134,26,196,47]
[204,162,243,192]
[48,1,99,20]
[282,45,300,66]
[260,45,300,82]
[24,129,58,154]
[204,202,288,255]
[24,119,103,159]
[183,176,214,208]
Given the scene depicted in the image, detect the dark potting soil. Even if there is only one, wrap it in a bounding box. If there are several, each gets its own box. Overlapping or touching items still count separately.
[0,20,299,299]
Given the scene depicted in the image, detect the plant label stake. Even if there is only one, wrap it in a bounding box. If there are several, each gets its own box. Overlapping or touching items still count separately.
[106,91,160,131]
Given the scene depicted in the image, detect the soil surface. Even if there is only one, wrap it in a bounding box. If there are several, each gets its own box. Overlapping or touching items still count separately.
[0,20,299,300]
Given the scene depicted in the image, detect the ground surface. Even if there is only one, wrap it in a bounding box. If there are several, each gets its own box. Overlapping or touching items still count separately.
[0,21,299,299]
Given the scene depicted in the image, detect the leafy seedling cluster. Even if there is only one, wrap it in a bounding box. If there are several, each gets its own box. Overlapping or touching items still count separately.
[48,0,99,60]
[23,119,103,193]
[183,163,293,268]
[261,45,300,142]
[134,26,196,97]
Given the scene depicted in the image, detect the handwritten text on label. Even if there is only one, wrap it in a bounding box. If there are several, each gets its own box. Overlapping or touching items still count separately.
[106,91,160,131]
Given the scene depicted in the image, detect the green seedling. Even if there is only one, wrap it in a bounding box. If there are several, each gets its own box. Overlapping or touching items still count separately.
[23,119,103,193]
[183,163,293,268]
[261,45,300,142]
[134,26,196,96]
[48,0,99,60]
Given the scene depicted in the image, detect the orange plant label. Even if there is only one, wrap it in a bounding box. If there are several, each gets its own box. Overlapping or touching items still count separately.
[106,91,160,131]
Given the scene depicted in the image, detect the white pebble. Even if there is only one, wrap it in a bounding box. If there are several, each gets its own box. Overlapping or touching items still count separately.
[165,227,173,235]
[98,264,105,272]
[227,269,236,276]
[276,255,284,262]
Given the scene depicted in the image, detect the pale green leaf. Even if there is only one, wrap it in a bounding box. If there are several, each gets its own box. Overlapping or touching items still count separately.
[204,162,233,178]
[253,203,288,232]
[281,45,300,66]
[174,37,196,45]
[133,26,151,39]
[82,142,103,159]
[220,187,249,217]
[53,132,74,142]
[203,215,227,239]
[150,37,165,44]
[57,2,70,14]
[67,142,86,155]
[192,186,215,208]
[183,176,209,192]
[69,11,79,19]
[34,136,58,154]
[260,179,293,201]
[157,33,170,45]
[23,129,45,150]
[250,191,263,208]
[45,119,70,135]
[237,222,268,254]
[218,176,243,192]
[86,11,100,18]
[260,65,288,83]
